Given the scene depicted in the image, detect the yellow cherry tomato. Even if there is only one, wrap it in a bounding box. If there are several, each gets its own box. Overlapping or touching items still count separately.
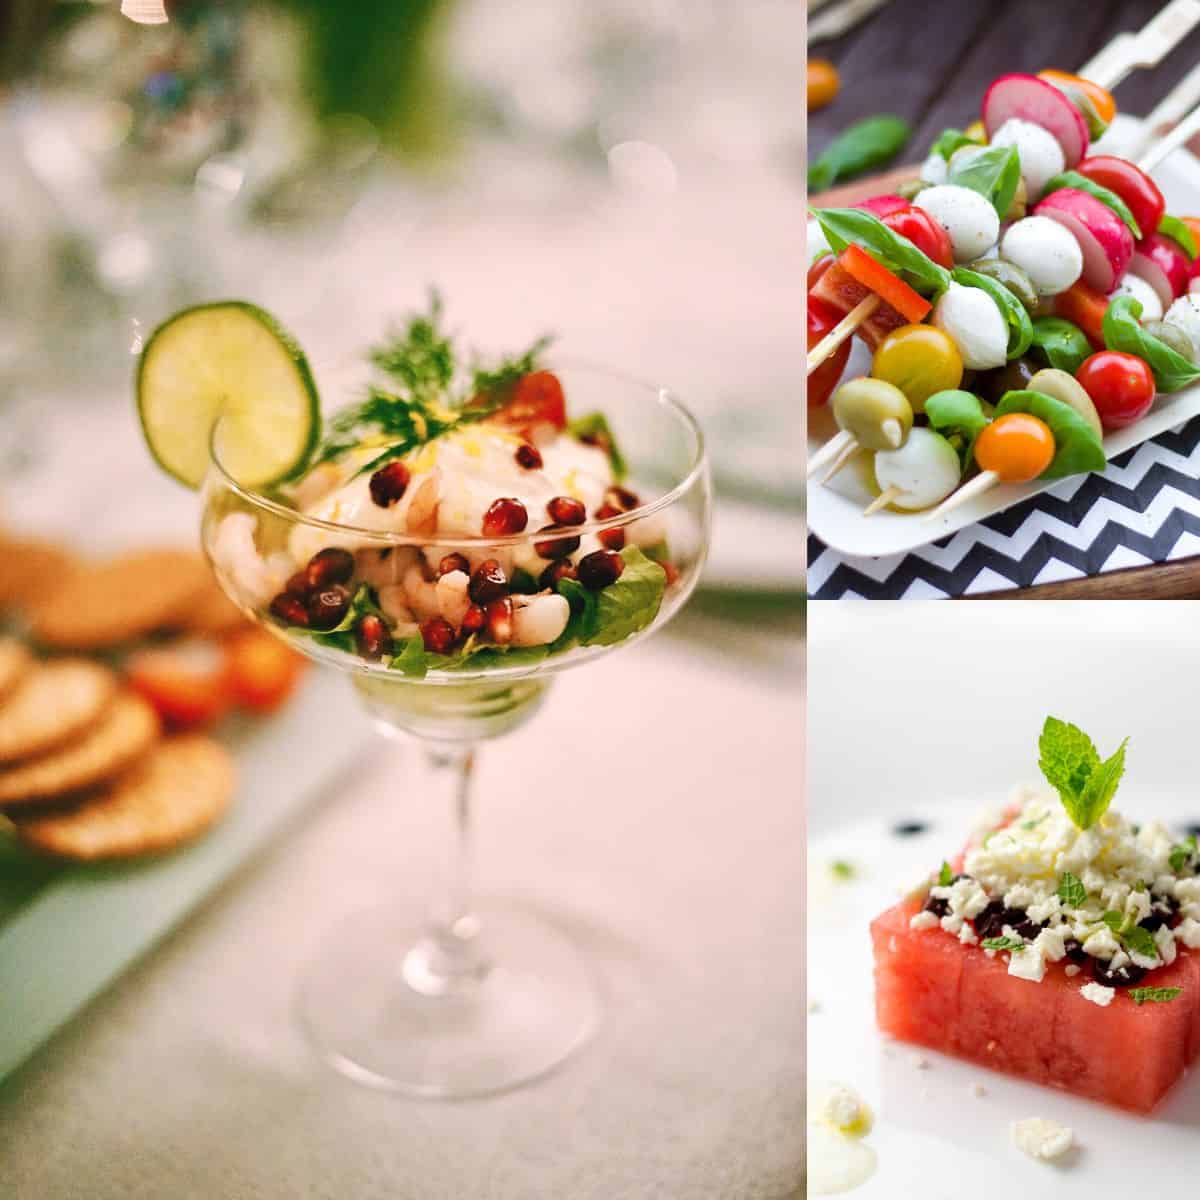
[1038,70,1117,125]
[808,59,840,111]
[974,413,1055,482]
[870,324,964,414]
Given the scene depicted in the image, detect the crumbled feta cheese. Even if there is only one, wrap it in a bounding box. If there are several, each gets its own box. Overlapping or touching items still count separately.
[1155,926,1177,966]
[818,1085,873,1138]
[958,923,978,945]
[909,910,939,931]
[1082,926,1120,960]
[1080,982,1115,1007]
[1177,917,1200,949]
[1176,877,1200,904]
[1011,1117,1074,1162]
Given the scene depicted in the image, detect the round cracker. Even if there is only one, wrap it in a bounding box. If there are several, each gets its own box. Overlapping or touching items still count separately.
[0,691,160,806]
[0,659,117,764]
[0,638,32,704]
[27,549,212,650]
[13,735,234,860]
[0,538,78,609]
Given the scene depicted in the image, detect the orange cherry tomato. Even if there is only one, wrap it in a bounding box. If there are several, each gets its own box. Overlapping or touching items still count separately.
[808,59,840,111]
[839,244,931,324]
[1038,70,1117,125]
[485,370,567,434]
[224,628,307,714]
[126,639,233,731]
[1055,280,1109,351]
[973,413,1056,482]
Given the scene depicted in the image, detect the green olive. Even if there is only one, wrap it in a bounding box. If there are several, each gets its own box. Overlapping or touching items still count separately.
[1027,368,1103,441]
[1144,320,1195,361]
[975,356,1037,404]
[965,258,1039,312]
[831,377,914,451]
[896,178,930,201]
[1004,174,1028,222]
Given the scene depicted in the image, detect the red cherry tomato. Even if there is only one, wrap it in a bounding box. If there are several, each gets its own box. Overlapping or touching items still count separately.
[1075,156,1165,239]
[855,194,911,219]
[126,639,233,731]
[808,296,851,408]
[1076,351,1156,431]
[881,206,955,269]
[1055,281,1109,350]
[486,370,567,433]
[808,251,835,292]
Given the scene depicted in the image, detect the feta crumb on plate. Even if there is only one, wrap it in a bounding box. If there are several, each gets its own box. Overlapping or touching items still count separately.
[1080,981,1115,1007]
[1011,1117,1074,1162]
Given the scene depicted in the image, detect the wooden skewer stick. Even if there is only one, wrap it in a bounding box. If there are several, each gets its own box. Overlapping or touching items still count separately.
[822,439,862,484]
[807,428,855,477]
[922,471,1000,522]
[863,485,903,516]
[806,294,880,376]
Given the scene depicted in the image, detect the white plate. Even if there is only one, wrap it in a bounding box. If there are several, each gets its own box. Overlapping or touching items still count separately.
[807,116,1200,560]
[807,602,1200,1195]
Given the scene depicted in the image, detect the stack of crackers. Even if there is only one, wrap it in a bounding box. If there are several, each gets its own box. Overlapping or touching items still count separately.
[0,539,244,862]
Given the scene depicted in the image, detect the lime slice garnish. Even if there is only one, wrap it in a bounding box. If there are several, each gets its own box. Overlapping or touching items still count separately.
[136,301,320,490]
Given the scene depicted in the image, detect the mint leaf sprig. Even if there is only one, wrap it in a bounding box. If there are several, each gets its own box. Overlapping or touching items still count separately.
[982,936,1025,951]
[1129,986,1183,1006]
[1100,910,1159,961]
[1038,717,1128,831]
[1169,834,1197,874]
[1057,871,1086,908]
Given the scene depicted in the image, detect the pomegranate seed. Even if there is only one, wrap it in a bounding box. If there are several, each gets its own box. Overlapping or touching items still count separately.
[307,584,351,630]
[539,560,576,590]
[594,503,626,551]
[420,617,457,654]
[515,442,543,470]
[577,549,624,590]
[461,604,486,636]
[269,592,310,627]
[534,524,581,559]
[304,547,354,590]
[438,552,470,577]
[605,485,640,512]
[468,559,508,605]
[354,614,394,661]
[285,570,310,598]
[546,495,586,526]
[485,596,514,644]
[482,497,528,537]
[369,460,411,507]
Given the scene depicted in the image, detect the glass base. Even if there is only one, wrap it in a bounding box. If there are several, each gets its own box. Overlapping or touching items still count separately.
[298,902,599,1098]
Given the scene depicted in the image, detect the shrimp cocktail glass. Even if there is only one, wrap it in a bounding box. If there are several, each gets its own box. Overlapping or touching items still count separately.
[135,297,711,1097]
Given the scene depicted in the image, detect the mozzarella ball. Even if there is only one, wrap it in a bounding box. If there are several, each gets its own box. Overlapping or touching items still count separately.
[931,281,1008,369]
[1111,272,1164,322]
[873,428,962,511]
[919,152,949,186]
[1191,276,1200,296]
[914,185,1001,263]
[807,218,830,268]
[1163,294,1200,363]
[999,215,1083,296]
[989,117,1065,198]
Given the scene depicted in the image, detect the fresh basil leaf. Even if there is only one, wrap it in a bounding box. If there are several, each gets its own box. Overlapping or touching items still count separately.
[995,390,1106,478]
[568,411,627,479]
[1057,872,1086,908]
[1122,923,1157,960]
[586,545,667,647]
[808,115,912,191]
[1103,294,1200,393]
[931,127,980,161]
[924,389,990,466]
[1159,214,1198,260]
[953,267,1033,359]
[812,207,952,296]
[1130,986,1183,1005]
[949,144,1021,219]
[1030,316,1092,375]
[1044,172,1141,239]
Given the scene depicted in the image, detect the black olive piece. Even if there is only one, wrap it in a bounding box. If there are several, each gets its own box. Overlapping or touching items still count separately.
[892,820,930,837]
[973,901,1041,942]
[1091,959,1148,989]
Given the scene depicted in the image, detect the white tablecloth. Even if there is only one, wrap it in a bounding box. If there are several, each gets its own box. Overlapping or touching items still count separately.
[0,621,802,1199]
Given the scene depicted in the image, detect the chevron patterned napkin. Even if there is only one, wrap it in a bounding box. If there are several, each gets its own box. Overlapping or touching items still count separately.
[808,420,1200,597]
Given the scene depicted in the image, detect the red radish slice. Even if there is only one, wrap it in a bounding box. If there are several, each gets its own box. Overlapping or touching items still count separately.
[982,73,1089,167]
[1034,188,1133,292]
[1130,232,1191,305]
[854,194,910,218]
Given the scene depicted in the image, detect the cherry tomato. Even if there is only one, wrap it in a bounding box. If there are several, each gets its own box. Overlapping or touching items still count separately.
[808,296,851,408]
[855,194,911,219]
[808,251,835,292]
[881,206,954,269]
[224,628,306,714]
[871,324,963,413]
[1074,156,1165,239]
[486,370,567,433]
[126,639,233,731]
[1075,351,1156,431]
[1055,281,1109,351]
[1038,70,1117,124]
[808,59,840,111]
[974,413,1055,482]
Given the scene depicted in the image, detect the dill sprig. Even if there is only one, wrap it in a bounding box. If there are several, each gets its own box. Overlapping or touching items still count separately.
[368,292,456,404]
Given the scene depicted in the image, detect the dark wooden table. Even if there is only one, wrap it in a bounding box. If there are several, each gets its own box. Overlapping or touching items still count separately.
[809,0,1200,599]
